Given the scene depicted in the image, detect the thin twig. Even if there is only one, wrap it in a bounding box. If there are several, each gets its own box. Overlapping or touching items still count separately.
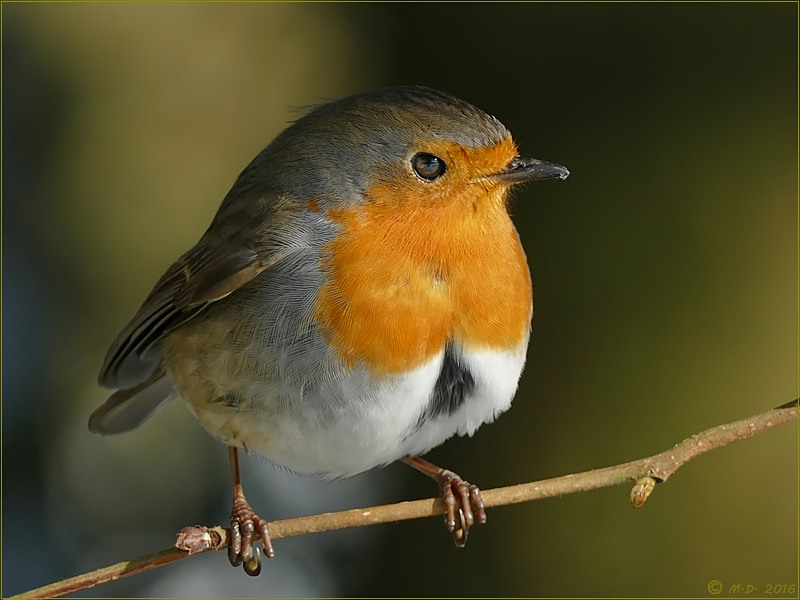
[10,400,797,599]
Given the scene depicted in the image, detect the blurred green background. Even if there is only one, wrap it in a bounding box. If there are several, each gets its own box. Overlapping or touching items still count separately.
[2,3,797,597]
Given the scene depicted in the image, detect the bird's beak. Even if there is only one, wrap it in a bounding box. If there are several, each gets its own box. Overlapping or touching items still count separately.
[488,157,570,184]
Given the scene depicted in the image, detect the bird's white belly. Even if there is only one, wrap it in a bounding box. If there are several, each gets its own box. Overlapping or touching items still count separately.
[182,345,527,478]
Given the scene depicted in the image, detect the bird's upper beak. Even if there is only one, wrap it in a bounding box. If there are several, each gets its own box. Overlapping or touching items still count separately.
[487,157,570,184]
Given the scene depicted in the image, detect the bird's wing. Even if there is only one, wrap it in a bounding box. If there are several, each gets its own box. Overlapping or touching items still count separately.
[97,190,299,391]
[97,240,268,390]
[91,190,301,434]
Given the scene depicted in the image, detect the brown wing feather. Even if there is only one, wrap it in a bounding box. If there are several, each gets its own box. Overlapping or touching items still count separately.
[98,243,265,389]
[98,190,296,391]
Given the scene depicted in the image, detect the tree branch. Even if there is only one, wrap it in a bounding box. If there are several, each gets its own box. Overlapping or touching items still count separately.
[10,400,797,599]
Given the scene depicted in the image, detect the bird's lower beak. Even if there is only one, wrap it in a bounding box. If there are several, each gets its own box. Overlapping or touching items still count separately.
[489,157,570,184]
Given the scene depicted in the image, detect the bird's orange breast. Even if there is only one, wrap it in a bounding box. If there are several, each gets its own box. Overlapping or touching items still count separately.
[315,143,533,376]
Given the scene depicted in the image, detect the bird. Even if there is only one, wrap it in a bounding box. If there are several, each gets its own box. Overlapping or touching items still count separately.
[89,85,569,576]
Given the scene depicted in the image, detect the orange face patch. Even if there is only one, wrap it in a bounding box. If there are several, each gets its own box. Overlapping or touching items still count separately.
[314,136,533,375]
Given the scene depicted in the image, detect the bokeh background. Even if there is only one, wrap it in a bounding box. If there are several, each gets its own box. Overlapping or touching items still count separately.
[2,3,797,597]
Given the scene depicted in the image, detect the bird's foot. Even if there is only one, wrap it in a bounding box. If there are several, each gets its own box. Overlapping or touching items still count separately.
[228,489,274,576]
[402,455,486,547]
[434,468,486,546]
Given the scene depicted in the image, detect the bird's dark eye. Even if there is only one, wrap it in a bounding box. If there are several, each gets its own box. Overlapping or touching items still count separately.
[411,153,446,181]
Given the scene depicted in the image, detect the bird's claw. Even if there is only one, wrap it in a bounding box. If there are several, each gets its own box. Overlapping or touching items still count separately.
[228,493,273,576]
[438,469,486,547]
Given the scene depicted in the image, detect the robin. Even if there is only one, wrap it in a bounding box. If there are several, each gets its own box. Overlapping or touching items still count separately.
[89,86,569,575]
